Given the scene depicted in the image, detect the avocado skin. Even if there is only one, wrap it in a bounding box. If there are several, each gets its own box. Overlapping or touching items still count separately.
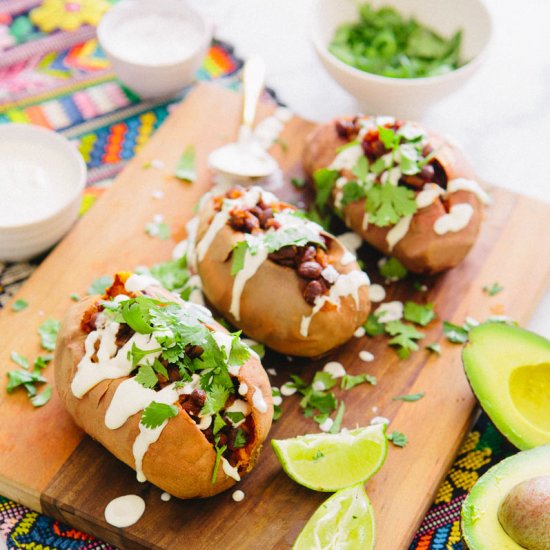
[461,446,550,550]
[462,322,550,450]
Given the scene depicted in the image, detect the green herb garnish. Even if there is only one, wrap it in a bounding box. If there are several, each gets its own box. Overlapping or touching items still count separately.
[393,392,425,402]
[233,429,247,448]
[329,4,463,79]
[426,342,441,354]
[88,275,114,296]
[141,402,179,429]
[483,282,503,296]
[379,257,408,280]
[341,373,377,390]
[329,401,346,434]
[31,385,52,407]
[385,320,424,358]
[387,430,408,448]
[11,299,28,312]
[174,145,196,182]
[365,183,417,227]
[291,177,306,188]
[403,301,435,326]
[443,321,469,343]
[6,369,47,394]
[363,313,385,336]
[145,219,171,240]
[69,293,80,302]
[38,318,60,351]
[10,351,29,370]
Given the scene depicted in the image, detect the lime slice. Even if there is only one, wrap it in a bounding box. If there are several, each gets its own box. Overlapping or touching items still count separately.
[293,484,375,549]
[271,424,387,491]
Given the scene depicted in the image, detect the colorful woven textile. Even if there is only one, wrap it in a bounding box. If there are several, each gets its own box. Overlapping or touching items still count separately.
[0,2,517,548]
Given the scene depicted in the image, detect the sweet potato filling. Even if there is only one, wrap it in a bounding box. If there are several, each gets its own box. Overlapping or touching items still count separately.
[334,117,448,189]
[217,187,337,305]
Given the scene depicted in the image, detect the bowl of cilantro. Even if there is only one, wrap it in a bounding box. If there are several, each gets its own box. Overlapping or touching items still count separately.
[311,0,492,118]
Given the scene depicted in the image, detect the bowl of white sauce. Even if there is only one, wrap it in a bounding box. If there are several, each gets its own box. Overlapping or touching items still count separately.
[97,0,212,99]
[0,124,86,262]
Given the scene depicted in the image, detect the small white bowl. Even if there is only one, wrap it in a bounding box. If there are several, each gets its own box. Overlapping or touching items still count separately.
[311,0,493,119]
[0,124,86,262]
[97,0,212,99]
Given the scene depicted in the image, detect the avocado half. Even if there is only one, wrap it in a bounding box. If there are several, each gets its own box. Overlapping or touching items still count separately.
[463,323,550,450]
[461,445,550,549]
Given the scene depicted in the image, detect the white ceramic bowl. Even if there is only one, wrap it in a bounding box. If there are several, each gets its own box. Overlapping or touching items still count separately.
[97,0,212,99]
[311,0,493,119]
[0,124,86,262]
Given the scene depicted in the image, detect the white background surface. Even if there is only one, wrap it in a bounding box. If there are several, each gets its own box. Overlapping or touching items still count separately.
[199,0,550,334]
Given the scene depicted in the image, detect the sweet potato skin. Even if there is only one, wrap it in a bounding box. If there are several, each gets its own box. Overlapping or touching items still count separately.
[303,118,484,274]
[54,290,273,499]
[195,198,370,357]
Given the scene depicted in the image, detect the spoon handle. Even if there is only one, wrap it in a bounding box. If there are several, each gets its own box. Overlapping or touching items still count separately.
[242,55,266,130]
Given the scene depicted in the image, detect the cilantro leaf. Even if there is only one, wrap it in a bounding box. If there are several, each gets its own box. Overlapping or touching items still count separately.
[120,296,160,334]
[341,373,377,390]
[38,319,60,351]
[174,145,196,182]
[363,313,385,336]
[69,293,80,302]
[34,355,53,371]
[379,257,408,280]
[313,168,339,210]
[403,301,435,327]
[213,413,226,435]
[233,428,247,448]
[211,443,227,483]
[387,430,408,448]
[228,333,250,367]
[231,241,248,276]
[443,321,469,344]
[129,344,162,367]
[6,369,46,393]
[393,392,425,402]
[140,402,179,429]
[201,383,231,416]
[11,299,28,312]
[385,320,424,358]
[88,275,114,295]
[291,177,306,188]
[226,411,245,425]
[378,126,398,149]
[365,183,417,227]
[263,225,325,254]
[31,385,52,407]
[341,181,367,207]
[483,282,503,296]
[312,371,337,391]
[147,256,190,294]
[426,342,441,354]
[145,220,171,240]
[329,401,346,434]
[10,351,29,370]
[352,155,369,181]
[152,359,168,379]
[134,364,158,389]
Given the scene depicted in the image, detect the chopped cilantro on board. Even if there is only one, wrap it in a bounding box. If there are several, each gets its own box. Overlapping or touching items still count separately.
[329,401,346,434]
[403,301,435,327]
[140,402,179,429]
[6,369,46,394]
[10,351,29,370]
[341,373,377,390]
[31,385,52,407]
[426,342,441,355]
[38,318,60,351]
[69,293,80,302]
[483,282,503,296]
[393,392,425,402]
[363,313,385,336]
[11,299,28,312]
[387,430,408,448]
[145,219,171,240]
[385,320,424,359]
[174,145,196,182]
[443,321,469,343]
[379,257,408,280]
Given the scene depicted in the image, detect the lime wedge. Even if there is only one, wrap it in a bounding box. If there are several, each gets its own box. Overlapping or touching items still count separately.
[293,484,375,549]
[271,424,387,491]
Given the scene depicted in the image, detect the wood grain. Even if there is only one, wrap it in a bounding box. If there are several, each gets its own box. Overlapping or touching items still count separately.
[0,83,549,549]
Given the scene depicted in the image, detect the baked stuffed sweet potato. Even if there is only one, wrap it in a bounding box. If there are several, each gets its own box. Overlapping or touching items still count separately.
[191,186,370,357]
[54,272,273,499]
[303,115,491,274]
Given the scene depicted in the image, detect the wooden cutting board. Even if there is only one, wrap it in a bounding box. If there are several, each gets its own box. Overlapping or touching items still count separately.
[1,83,549,550]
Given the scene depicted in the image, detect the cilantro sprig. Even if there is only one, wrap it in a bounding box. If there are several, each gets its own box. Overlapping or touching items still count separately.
[141,402,179,429]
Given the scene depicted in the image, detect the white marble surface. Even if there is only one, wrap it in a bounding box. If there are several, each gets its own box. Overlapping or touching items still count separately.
[191,0,550,336]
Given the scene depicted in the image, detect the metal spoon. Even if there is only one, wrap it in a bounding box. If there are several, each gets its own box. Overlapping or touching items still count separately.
[208,55,278,181]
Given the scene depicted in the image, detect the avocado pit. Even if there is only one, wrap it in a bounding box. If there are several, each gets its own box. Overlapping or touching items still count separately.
[498,476,550,550]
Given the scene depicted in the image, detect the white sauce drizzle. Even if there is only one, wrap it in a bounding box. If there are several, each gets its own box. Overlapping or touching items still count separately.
[300,271,370,337]
[336,232,362,254]
[370,416,390,426]
[226,399,252,417]
[447,178,491,205]
[416,184,445,209]
[319,418,334,432]
[323,361,346,378]
[368,284,386,303]
[386,215,413,251]
[341,251,357,266]
[198,415,212,430]
[124,273,160,293]
[160,492,171,502]
[375,301,404,323]
[232,489,245,502]
[434,204,474,235]
[359,350,375,362]
[222,458,241,481]
[71,314,162,398]
[354,326,366,338]
[362,212,369,230]
[238,382,248,396]
[104,495,145,528]
[321,265,339,284]
[329,144,363,171]
[280,382,297,396]
[252,386,268,413]
[196,209,230,262]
